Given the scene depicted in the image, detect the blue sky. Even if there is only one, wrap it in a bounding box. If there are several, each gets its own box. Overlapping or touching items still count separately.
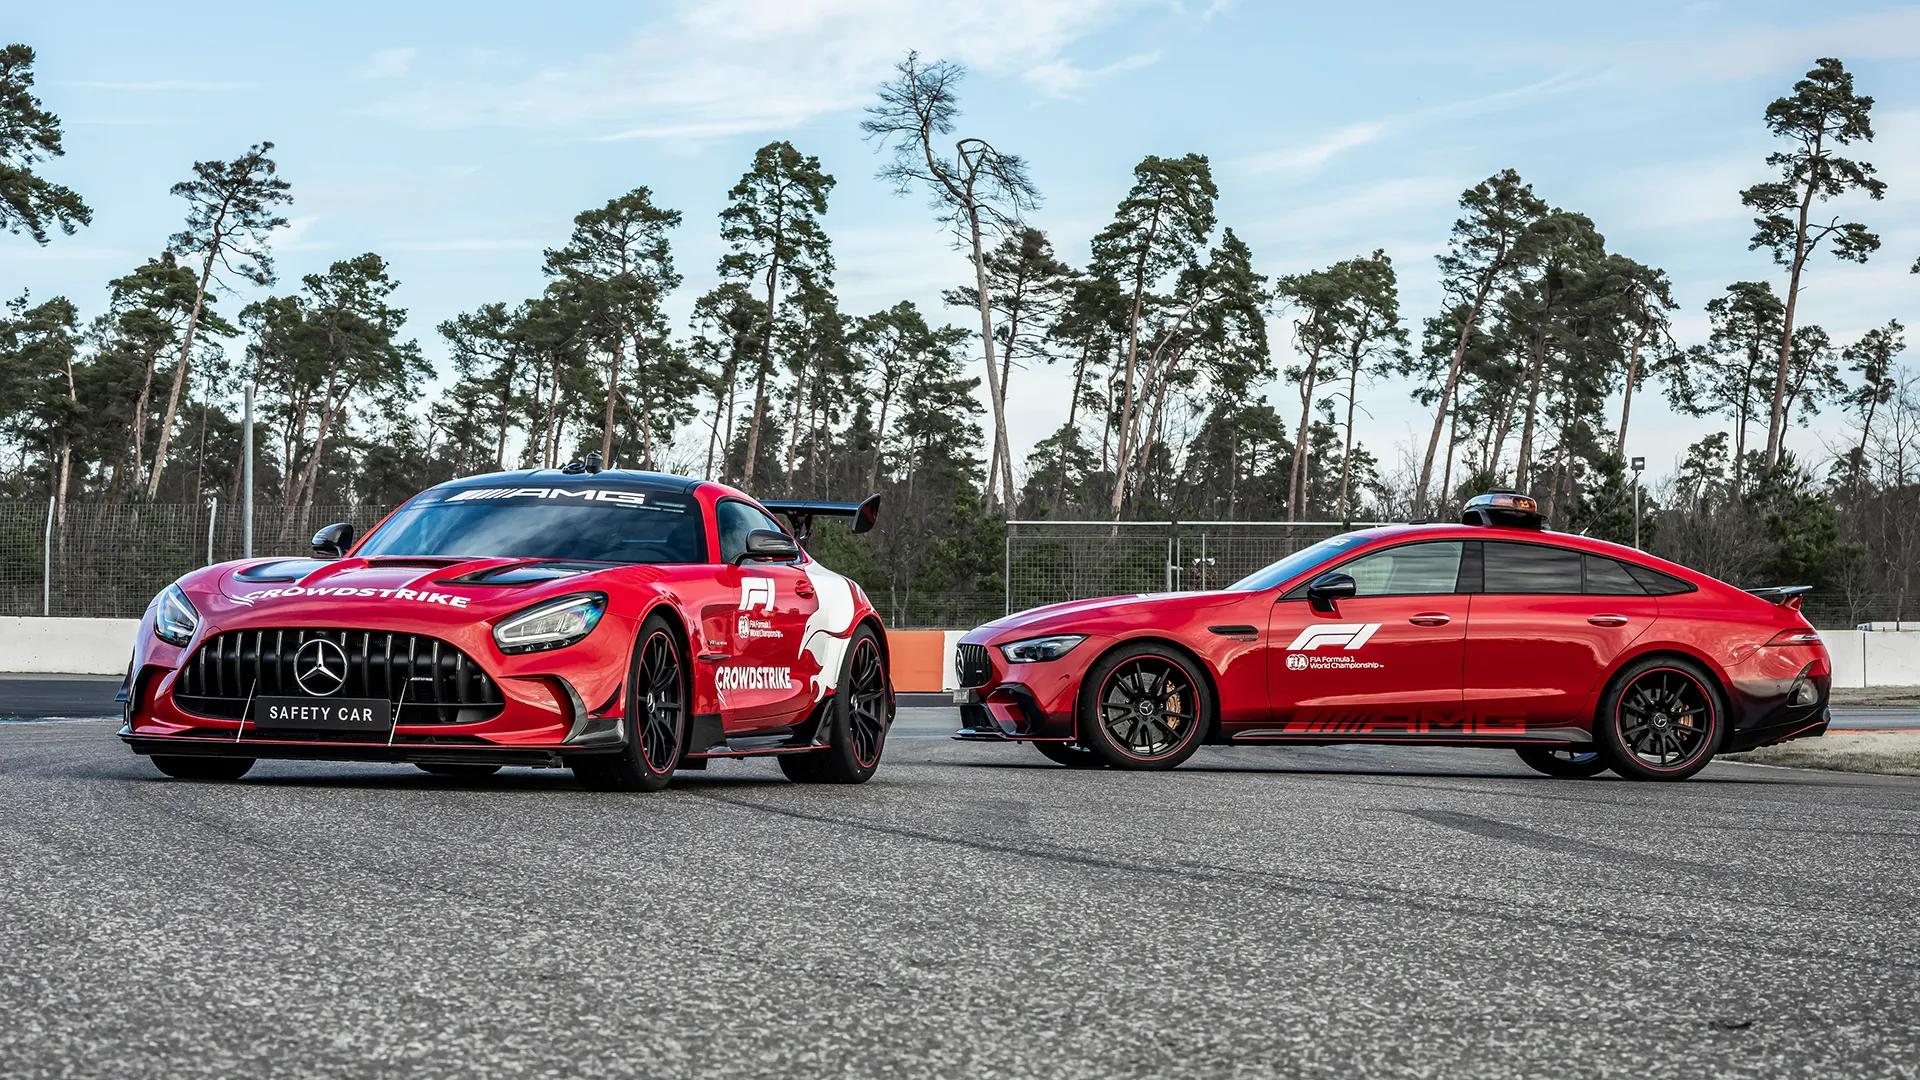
[12,0,1920,490]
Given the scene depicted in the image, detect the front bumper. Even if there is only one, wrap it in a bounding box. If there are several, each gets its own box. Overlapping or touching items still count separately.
[120,714,626,768]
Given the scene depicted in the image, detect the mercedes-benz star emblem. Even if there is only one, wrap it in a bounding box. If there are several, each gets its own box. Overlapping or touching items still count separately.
[293,638,348,697]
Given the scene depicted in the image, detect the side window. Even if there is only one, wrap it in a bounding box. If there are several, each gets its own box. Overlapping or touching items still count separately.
[715,500,789,564]
[1337,542,1464,597]
[1484,542,1583,594]
[1625,562,1694,596]
[1584,555,1646,596]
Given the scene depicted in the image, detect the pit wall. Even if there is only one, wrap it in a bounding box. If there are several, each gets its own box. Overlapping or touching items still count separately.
[0,619,1903,694]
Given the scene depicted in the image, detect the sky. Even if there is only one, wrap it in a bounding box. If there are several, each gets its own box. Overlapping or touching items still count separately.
[10,0,1920,493]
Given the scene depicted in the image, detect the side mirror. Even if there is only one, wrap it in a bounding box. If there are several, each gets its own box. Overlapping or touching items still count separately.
[1306,571,1356,613]
[312,522,355,559]
[733,528,799,566]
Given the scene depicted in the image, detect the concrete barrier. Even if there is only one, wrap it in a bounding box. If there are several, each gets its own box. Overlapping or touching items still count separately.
[4,618,1917,691]
[0,617,137,675]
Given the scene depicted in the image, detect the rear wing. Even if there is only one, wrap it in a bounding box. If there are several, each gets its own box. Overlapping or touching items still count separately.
[761,493,881,541]
[1746,585,1811,610]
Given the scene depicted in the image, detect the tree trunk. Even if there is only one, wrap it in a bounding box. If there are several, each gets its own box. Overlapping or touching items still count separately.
[1765,131,1823,470]
[965,206,1016,511]
[743,364,770,485]
[1514,332,1549,490]
[146,252,218,500]
[1615,314,1653,457]
[1288,334,1325,517]
[1337,348,1360,522]
[866,370,894,492]
[599,332,625,466]
[1415,268,1499,515]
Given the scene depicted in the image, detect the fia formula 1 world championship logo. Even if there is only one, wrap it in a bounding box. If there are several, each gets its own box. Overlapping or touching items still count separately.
[1284,623,1385,672]
[1285,624,1381,652]
[738,578,775,613]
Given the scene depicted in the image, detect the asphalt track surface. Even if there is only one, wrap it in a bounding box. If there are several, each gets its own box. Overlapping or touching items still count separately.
[3,702,1918,1078]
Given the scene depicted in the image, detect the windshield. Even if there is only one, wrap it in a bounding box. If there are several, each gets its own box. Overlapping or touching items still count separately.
[1225,534,1366,592]
[356,488,706,564]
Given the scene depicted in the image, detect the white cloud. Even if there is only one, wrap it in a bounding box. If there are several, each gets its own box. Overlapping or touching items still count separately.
[372,0,1162,141]
[1531,8,1920,83]
[357,47,417,81]
[1230,68,1606,179]
[1023,50,1161,98]
[1239,122,1387,177]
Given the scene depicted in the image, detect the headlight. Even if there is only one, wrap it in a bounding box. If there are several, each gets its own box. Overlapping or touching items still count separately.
[999,634,1086,664]
[494,593,607,654]
[152,583,199,647]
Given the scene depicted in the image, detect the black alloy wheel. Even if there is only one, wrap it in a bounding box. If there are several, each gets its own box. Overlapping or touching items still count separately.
[1596,660,1724,782]
[781,626,892,784]
[571,617,687,792]
[1077,645,1210,770]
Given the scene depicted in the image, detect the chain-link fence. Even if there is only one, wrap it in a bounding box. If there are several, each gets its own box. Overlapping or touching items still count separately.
[1003,518,1914,630]
[0,501,393,619]
[3,501,1913,630]
[1005,520,1377,613]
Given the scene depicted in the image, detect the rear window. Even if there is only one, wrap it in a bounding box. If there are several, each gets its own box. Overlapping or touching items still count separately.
[1584,555,1645,595]
[1625,561,1694,596]
[1484,542,1583,594]
[358,486,706,564]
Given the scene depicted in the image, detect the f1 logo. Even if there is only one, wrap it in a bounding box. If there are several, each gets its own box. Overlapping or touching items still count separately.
[1285,623,1381,652]
[739,578,775,613]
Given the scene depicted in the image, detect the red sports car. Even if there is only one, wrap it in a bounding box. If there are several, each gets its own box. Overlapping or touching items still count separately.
[119,463,894,791]
[954,493,1831,781]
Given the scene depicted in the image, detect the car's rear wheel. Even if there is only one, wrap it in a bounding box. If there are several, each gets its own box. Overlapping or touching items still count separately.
[151,755,254,781]
[1595,658,1724,782]
[780,627,891,784]
[415,763,502,778]
[1514,747,1610,778]
[1032,741,1105,768]
[571,616,687,792]
[1076,644,1210,771]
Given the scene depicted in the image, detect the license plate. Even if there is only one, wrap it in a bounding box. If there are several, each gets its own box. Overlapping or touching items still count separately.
[254,697,392,733]
[951,689,977,705]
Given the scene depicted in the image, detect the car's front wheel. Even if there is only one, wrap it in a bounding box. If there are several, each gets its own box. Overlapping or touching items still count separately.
[780,627,891,784]
[1513,747,1610,778]
[571,615,688,792]
[1595,658,1725,782]
[151,755,254,781]
[1075,644,1211,771]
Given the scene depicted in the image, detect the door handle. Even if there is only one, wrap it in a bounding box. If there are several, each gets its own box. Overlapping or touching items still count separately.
[1409,613,1451,626]
[793,583,816,599]
[1588,614,1628,627]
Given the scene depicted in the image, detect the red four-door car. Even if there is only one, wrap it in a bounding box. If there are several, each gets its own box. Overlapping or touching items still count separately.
[954,493,1831,781]
[119,463,894,791]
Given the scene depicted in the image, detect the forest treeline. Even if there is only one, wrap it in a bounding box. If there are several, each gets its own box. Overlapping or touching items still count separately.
[4,45,1919,619]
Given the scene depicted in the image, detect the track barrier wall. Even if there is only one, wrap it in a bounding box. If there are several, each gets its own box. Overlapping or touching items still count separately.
[2,618,1913,692]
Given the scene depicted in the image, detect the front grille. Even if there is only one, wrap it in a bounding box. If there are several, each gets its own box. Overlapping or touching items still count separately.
[955,643,993,688]
[174,628,505,725]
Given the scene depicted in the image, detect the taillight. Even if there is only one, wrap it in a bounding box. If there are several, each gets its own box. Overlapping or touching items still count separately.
[1764,628,1822,647]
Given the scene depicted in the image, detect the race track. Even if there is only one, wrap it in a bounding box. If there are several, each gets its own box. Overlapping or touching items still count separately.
[2,706,1916,1078]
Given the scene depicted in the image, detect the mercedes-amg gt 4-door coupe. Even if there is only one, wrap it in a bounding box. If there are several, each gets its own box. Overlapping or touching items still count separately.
[120,464,894,791]
[955,493,1831,781]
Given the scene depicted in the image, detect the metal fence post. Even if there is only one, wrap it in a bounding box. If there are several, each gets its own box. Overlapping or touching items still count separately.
[206,496,219,566]
[42,495,53,616]
[242,382,254,559]
[1003,522,1012,617]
